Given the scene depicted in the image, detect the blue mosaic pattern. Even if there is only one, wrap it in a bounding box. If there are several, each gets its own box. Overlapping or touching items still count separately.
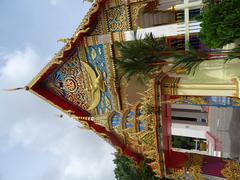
[125,111,134,128]
[203,96,240,108]
[176,96,240,108]
[138,121,145,131]
[106,6,129,32]
[137,108,145,131]
[85,44,113,114]
[111,112,122,127]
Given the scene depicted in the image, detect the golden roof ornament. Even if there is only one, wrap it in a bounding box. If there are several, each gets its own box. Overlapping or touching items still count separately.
[57,38,72,44]
[3,86,29,91]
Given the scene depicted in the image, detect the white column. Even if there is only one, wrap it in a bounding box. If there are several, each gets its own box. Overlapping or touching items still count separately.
[173,0,202,10]
[184,0,190,50]
[174,0,202,50]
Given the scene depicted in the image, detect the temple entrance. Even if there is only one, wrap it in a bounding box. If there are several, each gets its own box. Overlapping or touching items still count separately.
[170,100,240,161]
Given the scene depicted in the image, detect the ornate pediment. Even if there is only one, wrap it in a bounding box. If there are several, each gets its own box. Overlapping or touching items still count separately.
[44,44,120,116]
[44,49,93,111]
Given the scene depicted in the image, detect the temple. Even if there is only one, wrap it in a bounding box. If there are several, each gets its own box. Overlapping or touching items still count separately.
[28,0,240,179]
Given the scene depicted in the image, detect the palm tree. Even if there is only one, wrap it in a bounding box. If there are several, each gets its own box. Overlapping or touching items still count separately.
[172,46,240,74]
[114,32,240,81]
[115,33,172,82]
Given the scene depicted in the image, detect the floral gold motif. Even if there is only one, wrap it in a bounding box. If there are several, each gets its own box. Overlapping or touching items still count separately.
[221,160,240,180]
[106,5,130,32]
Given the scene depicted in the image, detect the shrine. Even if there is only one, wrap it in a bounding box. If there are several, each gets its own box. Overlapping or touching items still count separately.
[27,0,240,179]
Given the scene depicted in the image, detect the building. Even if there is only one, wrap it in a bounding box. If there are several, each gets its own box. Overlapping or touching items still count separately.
[26,0,240,179]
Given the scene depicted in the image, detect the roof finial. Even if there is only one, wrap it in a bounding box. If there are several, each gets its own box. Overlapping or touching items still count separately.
[3,86,29,91]
[77,126,89,130]
[82,0,94,3]
[57,38,72,43]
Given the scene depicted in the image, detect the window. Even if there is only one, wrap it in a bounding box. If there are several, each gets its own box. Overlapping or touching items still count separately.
[111,112,121,127]
[172,135,207,151]
[172,116,197,122]
[125,111,134,129]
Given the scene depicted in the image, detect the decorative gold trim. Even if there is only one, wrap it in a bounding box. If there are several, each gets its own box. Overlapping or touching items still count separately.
[74,2,101,37]
[107,111,116,130]
[129,1,147,29]
[103,44,121,111]
[133,102,141,132]
[121,109,129,129]
[119,77,129,110]
[167,154,204,180]
[111,31,125,42]
[94,113,111,130]
[221,160,240,179]
[232,77,240,98]
[84,35,99,46]
[161,76,180,95]
[74,118,91,129]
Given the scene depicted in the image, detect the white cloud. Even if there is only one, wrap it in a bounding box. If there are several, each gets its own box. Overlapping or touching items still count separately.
[0,46,116,180]
[49,0,61,6]
[0,46,43,85]
[63,143,115,180]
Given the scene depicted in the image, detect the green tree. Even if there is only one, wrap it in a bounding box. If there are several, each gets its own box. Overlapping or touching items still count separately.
[197,0,240,48]
[113,152,170,180]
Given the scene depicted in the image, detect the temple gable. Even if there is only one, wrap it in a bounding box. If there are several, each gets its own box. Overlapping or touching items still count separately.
[44,43,120,116]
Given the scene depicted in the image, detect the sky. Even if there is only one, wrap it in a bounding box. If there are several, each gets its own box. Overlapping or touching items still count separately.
[0,1,116,180]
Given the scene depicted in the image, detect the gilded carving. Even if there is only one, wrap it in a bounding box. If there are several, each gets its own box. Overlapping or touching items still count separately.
[140,131,155,147]
[89,7,108,36]
[74,2,100,35]
[174,95,240,108]
[45,52,92,111]
[106,5,130,32]
[168,154,204,180]
[103,44,121,111]
[111,31,125,42]
[143,150,157,160]
[130,2,146,29]
[94,114,111,130]
[221,160,240,180]
[94,79,165,177]
[85,44,117,115]
[161,76,180,95]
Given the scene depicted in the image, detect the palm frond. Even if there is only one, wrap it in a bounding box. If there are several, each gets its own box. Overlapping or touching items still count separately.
[224,46,240,63]
[115,33,172,82]
[172,46,208,75]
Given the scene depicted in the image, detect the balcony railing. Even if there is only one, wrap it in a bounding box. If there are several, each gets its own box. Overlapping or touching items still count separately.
[177,21,201,34]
